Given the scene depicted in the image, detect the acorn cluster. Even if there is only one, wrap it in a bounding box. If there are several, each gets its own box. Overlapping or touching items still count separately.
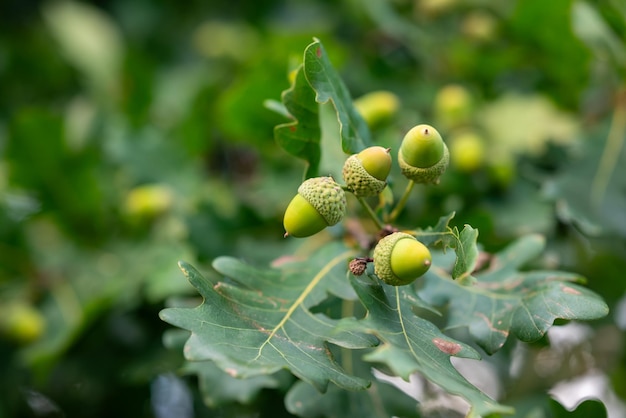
[282,124,449,286]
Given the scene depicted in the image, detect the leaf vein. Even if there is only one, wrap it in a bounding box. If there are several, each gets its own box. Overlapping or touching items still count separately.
[252,250,353,362]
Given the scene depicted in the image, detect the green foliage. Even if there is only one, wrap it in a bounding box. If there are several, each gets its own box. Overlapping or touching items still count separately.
[420,235,609,354]
[2,1,625,417]
[273,39,372,178]
[161,246,374,392]
[160,38,613,418]
[546,120,626,238]
[412,212,479,281]
[550,398,608,418]
[345,276,513,416]
[285,368,422,418]
[274,65,323,179]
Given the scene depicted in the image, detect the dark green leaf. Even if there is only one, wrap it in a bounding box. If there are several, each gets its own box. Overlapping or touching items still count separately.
[419,235,609,354]
[303,38,372,154]
[159,243,377,393]
[341,276,514,417]
[274,65,322,179]
[549,398,608,418]
[273,39,372,178]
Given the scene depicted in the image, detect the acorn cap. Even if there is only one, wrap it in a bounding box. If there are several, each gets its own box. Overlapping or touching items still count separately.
[398,144,449,185]
[342,154,387,197]
[298,176,346,226]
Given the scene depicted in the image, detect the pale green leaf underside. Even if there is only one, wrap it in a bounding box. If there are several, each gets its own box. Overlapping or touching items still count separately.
[159,243,376,392]
[419,234,609,354]
[344,277,514,417]
[183,360,282,407]
[164,329,281,407]
[286,376,421,418]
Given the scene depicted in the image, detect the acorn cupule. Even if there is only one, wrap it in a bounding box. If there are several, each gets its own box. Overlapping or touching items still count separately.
[343,146,392,197]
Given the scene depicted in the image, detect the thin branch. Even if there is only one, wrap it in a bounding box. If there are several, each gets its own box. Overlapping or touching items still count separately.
[591,88,626,208]
[387,180,415,223]
[356,196,385,230]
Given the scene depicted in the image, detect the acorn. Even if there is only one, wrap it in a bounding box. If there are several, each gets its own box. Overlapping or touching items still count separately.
[434,84,473,129]
[373,232,432,286]
[398,124,449,185]
[449,130,486,172]
[283,176,347,238]
[342,146,392,197]
[354,90,400,128]
[0,303,46,344]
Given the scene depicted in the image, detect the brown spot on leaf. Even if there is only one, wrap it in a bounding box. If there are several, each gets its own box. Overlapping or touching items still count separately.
[316,46,322,58]
[475,312,510,337]
[562,286,581,295]
[432,338,462,355]
[271,255,305,267]
[289,125,297,132]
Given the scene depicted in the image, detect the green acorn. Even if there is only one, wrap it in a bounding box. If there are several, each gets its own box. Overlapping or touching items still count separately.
[434,84,473,129]
[0,302,46,344]
[450,130,486,173]
[398,124,449,184]
[343,146,392,196]
[283,176,346,238]
[373,232,432,286]
[354,91,400,128]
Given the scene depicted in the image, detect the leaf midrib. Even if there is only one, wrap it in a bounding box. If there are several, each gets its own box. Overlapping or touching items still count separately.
[252,249,355,361]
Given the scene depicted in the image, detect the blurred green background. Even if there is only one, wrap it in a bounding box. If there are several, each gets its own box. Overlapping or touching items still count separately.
[1,0,625,417]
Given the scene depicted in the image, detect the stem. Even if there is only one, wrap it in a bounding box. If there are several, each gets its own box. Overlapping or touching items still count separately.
[591,89,626,209]
[356,196,385,230]
[387,180,415,223]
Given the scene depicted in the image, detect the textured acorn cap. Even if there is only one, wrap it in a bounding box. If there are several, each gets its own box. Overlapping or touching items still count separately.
[398,144,449,185]
[298,176,346,226]
[342,154,387,197]
[373,232,431,286]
